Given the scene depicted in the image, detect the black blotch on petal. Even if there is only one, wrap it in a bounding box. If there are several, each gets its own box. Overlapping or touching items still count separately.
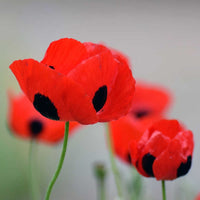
[49,65,55,70]
[29,119,43,137]
[92,85,107,112]
[33,93,60,120]
[177,156,192,177]
[133,110,150,118]
[142,153,156,177]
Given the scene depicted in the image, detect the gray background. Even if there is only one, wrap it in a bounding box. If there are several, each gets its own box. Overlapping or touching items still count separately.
[0,0,200,199]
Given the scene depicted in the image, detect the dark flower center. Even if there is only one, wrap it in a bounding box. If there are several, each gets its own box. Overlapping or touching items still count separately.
[133,109,150,118]
[29,119,43,137]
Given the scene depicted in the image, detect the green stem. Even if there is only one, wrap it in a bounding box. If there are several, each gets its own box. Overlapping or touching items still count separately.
[129,167,142,200]
[98,179,106,200]
[105,123,122,199]
[29,140,40,200]
[162,180,167,200]
[44,121,69,200]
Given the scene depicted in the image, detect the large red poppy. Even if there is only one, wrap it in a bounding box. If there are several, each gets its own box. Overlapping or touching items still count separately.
[110,82,171,163]
[9,38,135,124]
[129,119,194,180]
[7,93,79,144]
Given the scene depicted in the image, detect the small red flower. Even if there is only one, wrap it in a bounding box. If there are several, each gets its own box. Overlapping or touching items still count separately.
[7,93,79,144]
[129,119,194,180]
[9,38,135,124]
[110,83,171,163]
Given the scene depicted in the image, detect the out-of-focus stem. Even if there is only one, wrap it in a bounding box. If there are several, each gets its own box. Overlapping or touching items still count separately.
[29,140,40,200]
[105,123,123,199]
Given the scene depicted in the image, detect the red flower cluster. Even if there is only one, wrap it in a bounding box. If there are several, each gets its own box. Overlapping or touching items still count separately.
[10,38,135,124]
[129,119,194,180]
[110,82,194,180]
[110,83,171,163]
[7,93,79,143]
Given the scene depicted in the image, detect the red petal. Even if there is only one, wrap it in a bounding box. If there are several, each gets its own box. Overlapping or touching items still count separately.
[68,50,118,104]
[9,59,97,124]
[172,130,194,160]
[141,130,170,157]
[148,119,183,139]
[41,38,88,75]
[84,42,108,57]
[98,54,136,121]
[153,139,183,180]
[153,130,194,180]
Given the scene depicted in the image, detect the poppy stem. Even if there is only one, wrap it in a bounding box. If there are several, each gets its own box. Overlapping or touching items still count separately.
[29,140,40,200]
[105,123,123,199]
[129,167,142,200]
[44,121,69,200]
[161,180,167,200]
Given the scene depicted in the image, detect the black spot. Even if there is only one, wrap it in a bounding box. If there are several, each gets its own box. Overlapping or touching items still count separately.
[133,110,150,118]
[142,153,156,177]
[127,153,132,164]
[177,156,192,177]
[49,65,55,69]
[33,93,60,120]
[29,119,43,137]
[92,85,107,112]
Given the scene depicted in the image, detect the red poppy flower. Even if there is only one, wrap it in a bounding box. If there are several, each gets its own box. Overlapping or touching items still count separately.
[129,119,194,180]
[7,93,79,144]
[129,82,171,119]
[9,38,135,124]
[109,83,171,163]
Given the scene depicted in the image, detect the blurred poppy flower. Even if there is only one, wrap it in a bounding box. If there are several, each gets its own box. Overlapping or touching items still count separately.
[9,38,135,124]
[129,119,194,180]
[110,82,171,163]
[129,82,171,119]
[7,93,79,144]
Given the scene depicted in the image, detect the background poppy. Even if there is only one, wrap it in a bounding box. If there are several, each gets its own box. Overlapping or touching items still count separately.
[8,93,79,144]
